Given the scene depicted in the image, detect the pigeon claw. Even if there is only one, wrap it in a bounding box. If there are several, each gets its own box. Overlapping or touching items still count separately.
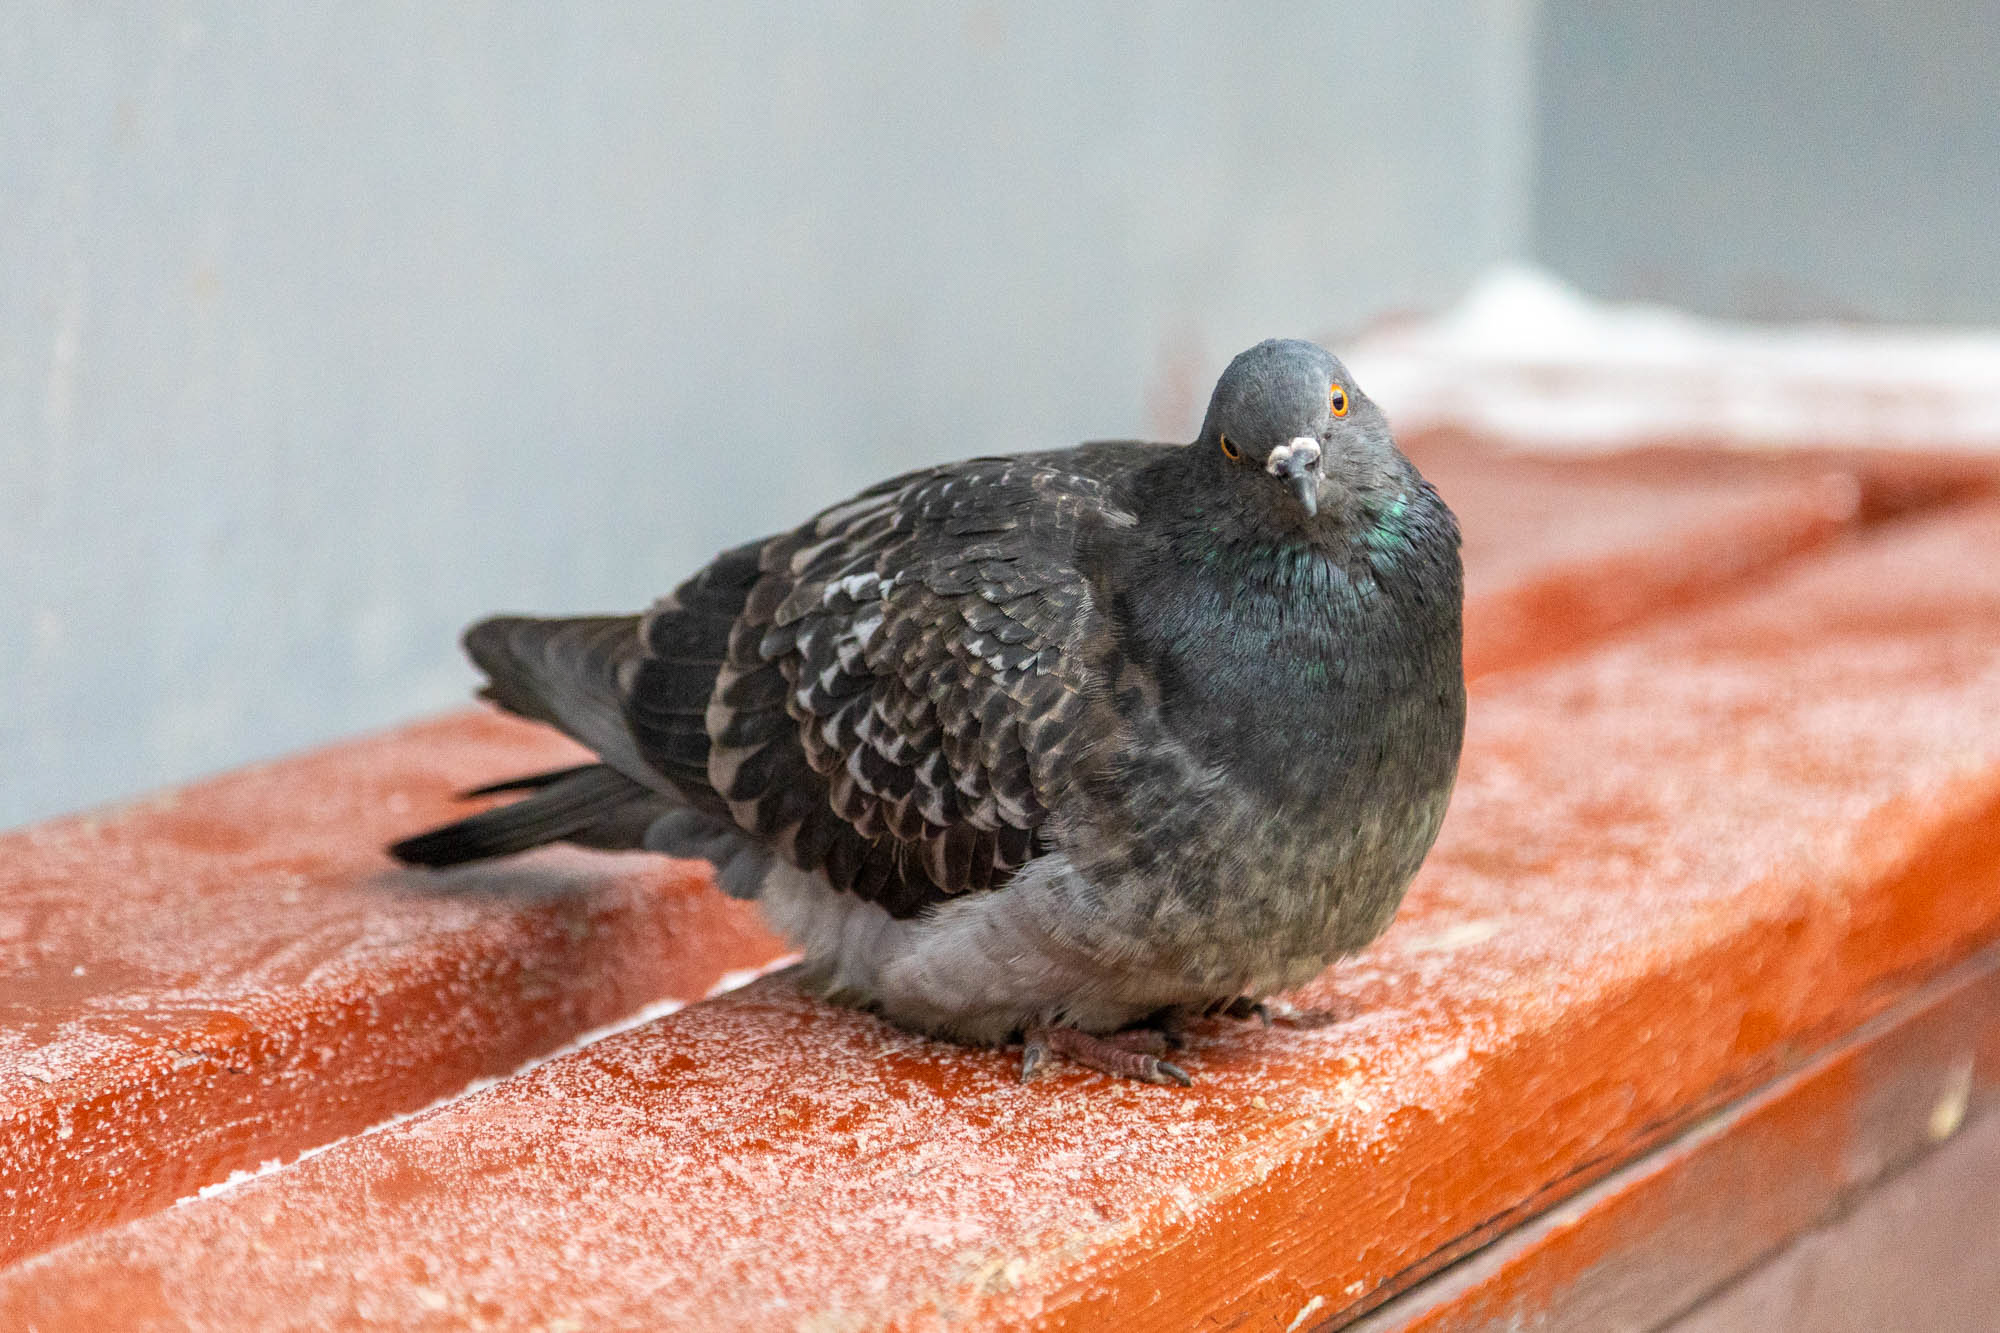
[1019,1024,1193,1087]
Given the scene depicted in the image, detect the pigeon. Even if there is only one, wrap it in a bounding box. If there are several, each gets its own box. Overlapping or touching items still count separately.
[391,339,1465,1085]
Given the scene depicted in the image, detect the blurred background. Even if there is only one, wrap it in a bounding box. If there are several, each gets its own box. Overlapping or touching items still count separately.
[5,2,1997,826]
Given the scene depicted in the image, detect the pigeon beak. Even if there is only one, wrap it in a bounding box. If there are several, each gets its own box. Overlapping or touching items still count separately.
[1266,437,1323,518]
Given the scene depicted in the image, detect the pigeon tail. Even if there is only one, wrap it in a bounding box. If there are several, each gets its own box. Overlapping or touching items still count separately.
[461,615,657,784]
[388,763,660,867]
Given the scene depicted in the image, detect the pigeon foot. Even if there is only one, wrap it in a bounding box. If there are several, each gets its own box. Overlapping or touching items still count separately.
[1019,1024,1192,1087]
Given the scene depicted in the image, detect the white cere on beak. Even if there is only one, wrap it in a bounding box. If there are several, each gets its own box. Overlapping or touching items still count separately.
[1265,437,1322,477]
[1267,436,1323,516]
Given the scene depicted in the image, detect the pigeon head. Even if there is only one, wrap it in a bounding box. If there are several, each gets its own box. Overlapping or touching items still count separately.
[1194,339,1390,521]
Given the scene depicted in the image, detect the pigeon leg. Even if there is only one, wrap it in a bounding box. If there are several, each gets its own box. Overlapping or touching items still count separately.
[1104,1027,1172,1056]
[1020,1025,1192,1087]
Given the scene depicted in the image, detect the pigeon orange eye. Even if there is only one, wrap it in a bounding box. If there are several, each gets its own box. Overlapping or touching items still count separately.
[1329,386,1349,417]
[1219,434,1240,461]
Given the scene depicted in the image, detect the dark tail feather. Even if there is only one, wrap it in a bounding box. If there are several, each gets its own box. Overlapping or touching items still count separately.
[389,763,661,868]
[457,614,660,790]
[460,763,603,798]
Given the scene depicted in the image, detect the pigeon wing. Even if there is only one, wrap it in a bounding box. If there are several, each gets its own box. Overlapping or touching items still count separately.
[626,450,1142,919]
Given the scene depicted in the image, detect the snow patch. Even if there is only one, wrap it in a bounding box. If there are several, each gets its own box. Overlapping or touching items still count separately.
[1348,265,2000,452]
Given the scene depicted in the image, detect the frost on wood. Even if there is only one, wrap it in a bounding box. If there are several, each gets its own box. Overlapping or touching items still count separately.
[4,505,1999,1332]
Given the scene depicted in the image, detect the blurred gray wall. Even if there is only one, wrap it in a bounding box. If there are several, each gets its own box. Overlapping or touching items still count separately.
[2,4,1537,824]
[10,3,1997,825]
[1535,0,2000,323]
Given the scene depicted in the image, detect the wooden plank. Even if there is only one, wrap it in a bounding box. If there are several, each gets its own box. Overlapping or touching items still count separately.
[4,502,1997,1331]
[0,443,1931,1267]
[1670,1109,2000,1332]
[0,712,789,1268]
[1412,435,1998,680]
[1349,943,2000,1331]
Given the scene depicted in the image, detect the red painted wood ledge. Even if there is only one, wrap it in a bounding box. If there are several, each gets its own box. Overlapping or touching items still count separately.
[2,439,1997,1330]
